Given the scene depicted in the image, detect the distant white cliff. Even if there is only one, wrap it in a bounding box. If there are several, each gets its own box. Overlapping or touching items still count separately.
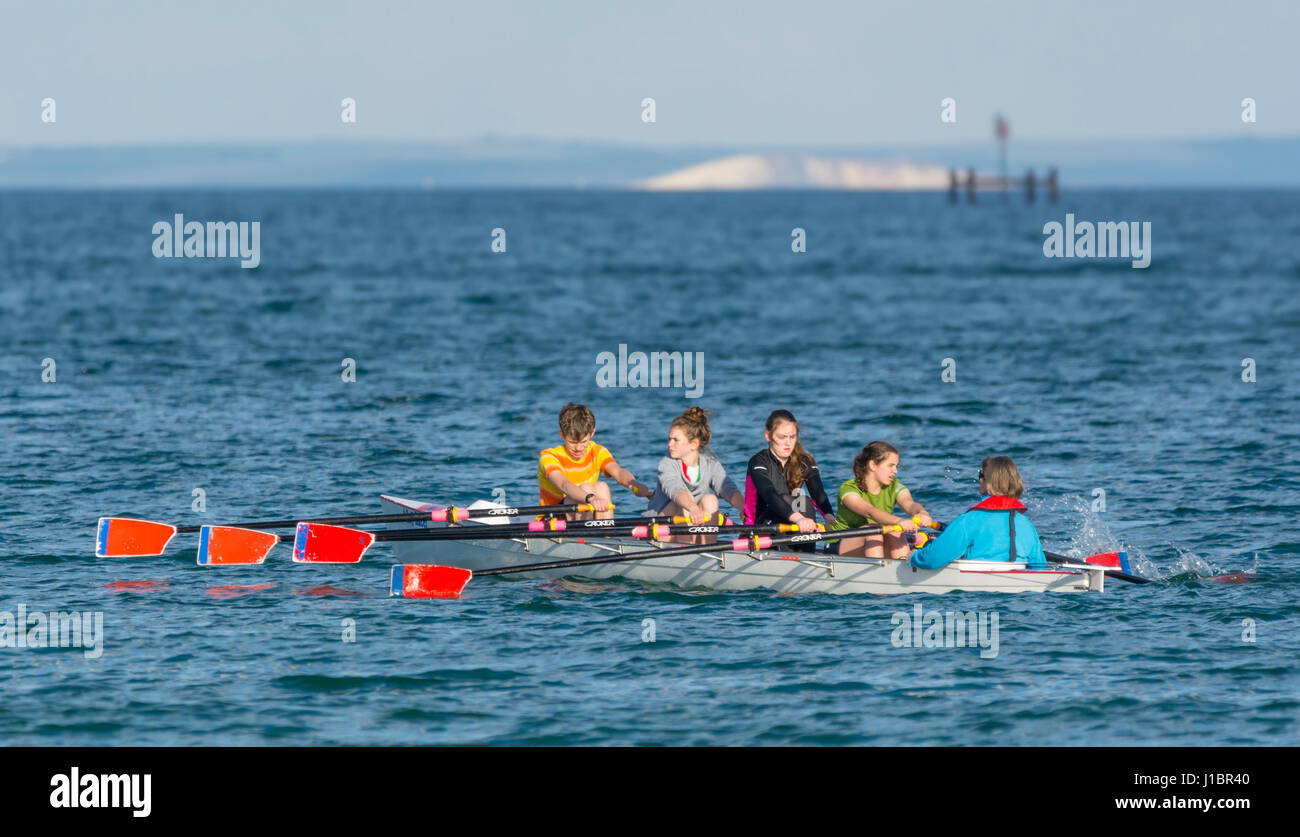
[637,153,950,190]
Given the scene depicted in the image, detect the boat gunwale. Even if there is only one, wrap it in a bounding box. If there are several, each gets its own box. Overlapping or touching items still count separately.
[378,493,1087,579]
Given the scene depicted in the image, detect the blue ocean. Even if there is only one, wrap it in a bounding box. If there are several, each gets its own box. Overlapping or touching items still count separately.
[2,189,1296,745]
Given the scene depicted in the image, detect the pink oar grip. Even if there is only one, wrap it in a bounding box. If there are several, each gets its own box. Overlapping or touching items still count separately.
[631,526,649,538]
[429,508,449,522]
[732,536,772,551]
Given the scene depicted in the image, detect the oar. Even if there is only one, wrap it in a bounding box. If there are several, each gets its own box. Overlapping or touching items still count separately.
[360,512,734,541]
[290,516,802,564]
[377,521,810,543]
[1044,550,1150,584]
[913,521,1149,585]
[391,523,896,598]
[376,513,751,541]
[187,513,743,566]
[95,502,606,558]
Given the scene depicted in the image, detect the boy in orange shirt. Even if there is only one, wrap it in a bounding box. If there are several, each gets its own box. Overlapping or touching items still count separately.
[538,403,649,519]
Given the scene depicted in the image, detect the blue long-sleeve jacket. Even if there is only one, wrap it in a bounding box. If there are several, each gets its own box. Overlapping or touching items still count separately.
[909,496,1046,570]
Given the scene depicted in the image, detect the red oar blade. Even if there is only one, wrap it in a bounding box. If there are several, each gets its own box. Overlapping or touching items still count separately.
[390,564,472,598]
[197,526,279,565]
[1085,550,1132,573]
[293,523,374,563]
[96,517,178,557]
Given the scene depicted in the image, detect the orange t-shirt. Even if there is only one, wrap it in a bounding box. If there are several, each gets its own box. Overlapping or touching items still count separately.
[538,442,614,505]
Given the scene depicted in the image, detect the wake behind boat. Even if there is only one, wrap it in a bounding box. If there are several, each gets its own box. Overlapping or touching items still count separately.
[378,495,1109,595]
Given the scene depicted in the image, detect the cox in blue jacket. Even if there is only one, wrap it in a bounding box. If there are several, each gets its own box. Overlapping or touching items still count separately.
[909,495,1046,570]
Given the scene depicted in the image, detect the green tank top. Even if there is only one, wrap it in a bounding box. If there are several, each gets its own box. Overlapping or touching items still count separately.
[831,477,906,531]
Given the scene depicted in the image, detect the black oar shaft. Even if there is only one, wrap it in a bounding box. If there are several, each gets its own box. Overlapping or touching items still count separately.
[925,523,1148,585]
[372,515,683,541]
[470,525,884,578]
[377,521,795,543]
[178,512,434,533]
[174,499,598,532]
[174,503,594,533]
[1044,550,1150,584]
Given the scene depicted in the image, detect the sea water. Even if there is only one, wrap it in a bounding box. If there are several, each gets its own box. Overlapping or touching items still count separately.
[1,189,1296,744]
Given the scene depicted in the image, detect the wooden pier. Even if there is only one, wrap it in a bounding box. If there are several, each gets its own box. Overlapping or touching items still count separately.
[948,167,1059,203]
[948,114,1059,203]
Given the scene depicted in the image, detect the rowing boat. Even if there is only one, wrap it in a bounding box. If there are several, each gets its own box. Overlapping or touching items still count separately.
[378,495,1108,595]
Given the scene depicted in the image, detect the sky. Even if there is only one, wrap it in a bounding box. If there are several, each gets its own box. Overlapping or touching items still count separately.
[2,0,1297,148]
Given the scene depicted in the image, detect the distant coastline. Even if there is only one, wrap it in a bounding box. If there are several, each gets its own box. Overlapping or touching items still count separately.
[2,136,1297,189]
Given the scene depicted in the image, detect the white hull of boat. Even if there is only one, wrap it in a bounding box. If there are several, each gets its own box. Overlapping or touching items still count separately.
[379,495,1105,595]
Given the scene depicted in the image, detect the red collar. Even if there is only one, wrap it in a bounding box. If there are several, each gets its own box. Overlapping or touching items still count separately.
[970,495,1027,512]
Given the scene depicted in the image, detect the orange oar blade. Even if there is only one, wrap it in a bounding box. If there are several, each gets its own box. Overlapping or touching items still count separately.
[197,526,279,565]
[390,564,472,598]
[96,517,178,557]
[293,522,374,563]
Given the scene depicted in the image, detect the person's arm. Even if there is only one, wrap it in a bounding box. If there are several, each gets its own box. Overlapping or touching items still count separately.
[656,457,691,508]
[804,464,836,524]
[1019,517,1047,568]
[657,458,706,517]
[603,458,650,498]
[840,493,914,530]
[895,489,931,528]
[719,477,745,513]
[909,513,971,570]
[545,468,595,505]
[712,465,746,513]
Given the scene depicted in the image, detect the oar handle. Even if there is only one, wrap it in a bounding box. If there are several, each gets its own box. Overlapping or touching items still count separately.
[470,524,887,578]
[433,503,608,522]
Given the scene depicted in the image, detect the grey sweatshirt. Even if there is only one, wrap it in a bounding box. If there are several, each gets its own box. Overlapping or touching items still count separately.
[644,452,741,515]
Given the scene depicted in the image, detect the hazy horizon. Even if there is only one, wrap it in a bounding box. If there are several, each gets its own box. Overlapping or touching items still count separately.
[3,0,1296,149]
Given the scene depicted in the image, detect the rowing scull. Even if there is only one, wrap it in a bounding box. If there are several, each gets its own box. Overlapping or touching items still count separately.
[379,495,1107,595]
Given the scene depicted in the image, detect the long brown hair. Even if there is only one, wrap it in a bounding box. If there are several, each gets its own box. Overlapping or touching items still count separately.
[853,441,899,492]
[766,409,814,490]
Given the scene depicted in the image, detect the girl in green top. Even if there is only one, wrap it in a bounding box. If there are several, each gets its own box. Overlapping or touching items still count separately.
[832,441,933,558]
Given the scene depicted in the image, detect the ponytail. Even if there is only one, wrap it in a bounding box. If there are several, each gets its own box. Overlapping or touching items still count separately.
[671,406,713,454]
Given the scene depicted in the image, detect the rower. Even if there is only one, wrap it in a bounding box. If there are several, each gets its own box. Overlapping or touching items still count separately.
[538,403,650,520]
[909,456,1046,569]
[643,406,745,544]
[743,409,835,550]
[831,441,933,557]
